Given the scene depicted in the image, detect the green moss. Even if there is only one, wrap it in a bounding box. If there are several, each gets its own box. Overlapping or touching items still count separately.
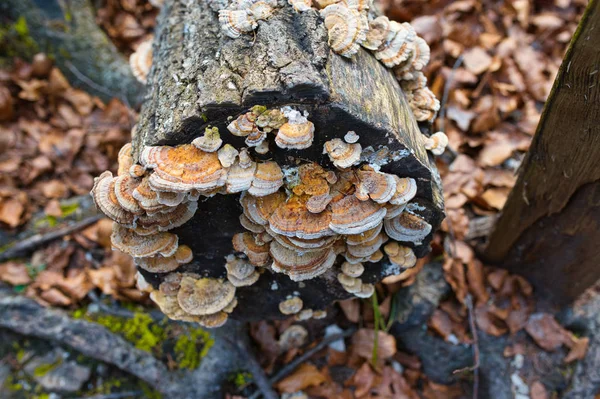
[251,105,268,114]
[33,359,62,377]
[0,16,39,60]
[229,371,253,388]
[14,17,29,37]
[94,313,167,353]
[173,327,214,370]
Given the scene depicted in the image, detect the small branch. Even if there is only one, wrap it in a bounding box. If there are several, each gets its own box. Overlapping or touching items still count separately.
[438,55,464,134]
[248,327,356,399]
[0,215,102,262]
[452,295,480,399]
[229,338,279,399]
[72,391,142,399]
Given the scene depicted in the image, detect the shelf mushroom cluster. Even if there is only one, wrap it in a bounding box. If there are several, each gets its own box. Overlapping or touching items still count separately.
[92,104,442,326]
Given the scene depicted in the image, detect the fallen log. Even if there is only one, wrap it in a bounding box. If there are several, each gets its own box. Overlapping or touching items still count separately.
[94,0,446,323]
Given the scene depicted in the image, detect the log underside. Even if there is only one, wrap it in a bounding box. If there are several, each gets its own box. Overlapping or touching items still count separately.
[135,0,445,320]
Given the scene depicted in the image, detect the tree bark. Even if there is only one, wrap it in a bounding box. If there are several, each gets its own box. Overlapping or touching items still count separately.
[134,0,445,320]
[484,0,600,307]
[0,0,145,106]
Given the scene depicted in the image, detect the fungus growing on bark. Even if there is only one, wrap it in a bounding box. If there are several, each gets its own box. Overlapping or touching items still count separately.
[232,232,271,266]
[141,145,226,193]
[384,242,417,268]
[249,161,284,197]
[270,241,336,281]
[320,4,368,58]
[219,10,257,39]
[227,162,257,193]
[279,296,304,315]
[225,255,260,287]
[330,195,386,235]
[275,120,315,150]
[337,272,362,294]
[241,191,286,225]
[355,283,375,298]
[341,261,364,277]
[390,177,417,206]
[132,176,168,214]
[288,0,312,12]
[135,245,193,273]
[362,15,392,51]
[384,211,432,244]
[228,112,257,136]
[424,131,449,156]
[344,131,360,144]
[135,201,198,232]
[177,276,236,316]
[295,309,314,321]
[346,232,386,258]
[355,170,397,204]
[111,224,178,258]
[117,143,134,176]
[130,38,153,84]
[374,22,416,68]
[218,144,239,168]
[91,171,135,226]
[192,127,223,153]
[269,197,333,239]
[324,138,361,169]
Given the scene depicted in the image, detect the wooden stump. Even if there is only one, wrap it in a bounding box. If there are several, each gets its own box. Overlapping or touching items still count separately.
[129,0,444,320]
[484,0,600,306]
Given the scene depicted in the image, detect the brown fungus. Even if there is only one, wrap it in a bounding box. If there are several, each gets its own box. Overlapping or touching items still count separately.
[270,241,336,281]
[279,296,303,315]
[384,242,417,268]
[384,211,432,244]
[232,232,271,266]
[111,224,178,258]
[249,161,284,197]
[177,276,236,316]
[330,195,386,235]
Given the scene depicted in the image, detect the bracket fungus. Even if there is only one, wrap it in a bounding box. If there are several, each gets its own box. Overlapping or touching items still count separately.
[129,38,153,84]
[92,0,449,326]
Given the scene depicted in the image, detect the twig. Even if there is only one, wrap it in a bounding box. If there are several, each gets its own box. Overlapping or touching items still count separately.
[452,295,480,399]
[64,61,123,102]
[228,337,279,399]
[248,327,356,399]
[0,215,102,262]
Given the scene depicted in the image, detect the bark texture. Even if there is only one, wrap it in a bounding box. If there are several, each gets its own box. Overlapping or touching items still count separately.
[135,0,445,320]
[484,0,600,306]
[0,0,145,106]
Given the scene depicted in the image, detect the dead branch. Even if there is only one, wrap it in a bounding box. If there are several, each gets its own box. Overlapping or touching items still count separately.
[0,215,102,262]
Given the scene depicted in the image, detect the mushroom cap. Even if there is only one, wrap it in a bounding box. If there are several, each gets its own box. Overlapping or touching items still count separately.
[111,224,178,258]
[255,140,270,154]
[192,128,223,153]
[227,270,260,287]
[324,139,362,169]
[320,4,368,58]
[288,0,312,12]
[384,203,407,220]
[197,311,229,328]
[129,39,153,84]
[150,290,202,322]
[239,213,265,233]
[270,241,336,281]
[219,9,257,39]
[313,309,327,319]
[346,232,387,258]
[241,191,286,225]
[177,276,236,316]
[424,131,449,156]
[406,87,440,122]
[295,309,314,321]
[227,161,257,193]
[306,193,333,214]
[135,272,153,293]
[384,242,417,268]
[132,176,169,214]
[249,161,284,197]
[341,261,364,277]
[135,255,180,273]
[268,228,338,252]
[330,195,387,235]
[368,249,384,263]
[269,197,334,239]
[232,232,271,266]
[374,22,416,68]
[218,144,239,168]
[141,144,226,193]
[91,171,135,226]
[175,245,194,263]
[384,211,432,244]
[346,222,383,245]
[117,143,134,176]
[354,283,375,298]
[356,170,397,204]
[225,256,256,279]
[362,16,392,50]
[222,297,238,314]
[344,131,360,144]
[245,129,267,147]
[135,201,198,232]
[293,163,331,197]
[275,121,315,150]
[279,296,304,315]
[156,191,186,207]
[337,273,362,293]
[390,177,417,206]
[227,112,256,136]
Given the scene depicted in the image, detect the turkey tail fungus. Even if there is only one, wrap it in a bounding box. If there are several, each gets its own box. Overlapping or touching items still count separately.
[92,0,445,324]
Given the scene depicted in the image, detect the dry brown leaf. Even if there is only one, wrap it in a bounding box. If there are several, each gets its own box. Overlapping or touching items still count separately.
[0,198,25,227]
[463,47,493,75]
[351,328,397,361]
[564,336,589,363]
[530,381,549,399]
[349,362,376,397]
[0,262,32,285]
[276,363,327,393]
[525,313,570,351]
[429,309,453,339]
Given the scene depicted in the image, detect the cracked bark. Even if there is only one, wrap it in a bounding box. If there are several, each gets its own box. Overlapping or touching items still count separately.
[134,0,445,320]
[484,0,600,307]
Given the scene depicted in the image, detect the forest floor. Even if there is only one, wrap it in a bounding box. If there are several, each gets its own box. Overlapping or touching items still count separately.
[0,0,597,398]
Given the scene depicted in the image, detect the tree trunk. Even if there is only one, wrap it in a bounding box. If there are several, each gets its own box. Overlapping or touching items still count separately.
[484,0,600,306]
[0,0,145,106]
[133,0,445,320]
